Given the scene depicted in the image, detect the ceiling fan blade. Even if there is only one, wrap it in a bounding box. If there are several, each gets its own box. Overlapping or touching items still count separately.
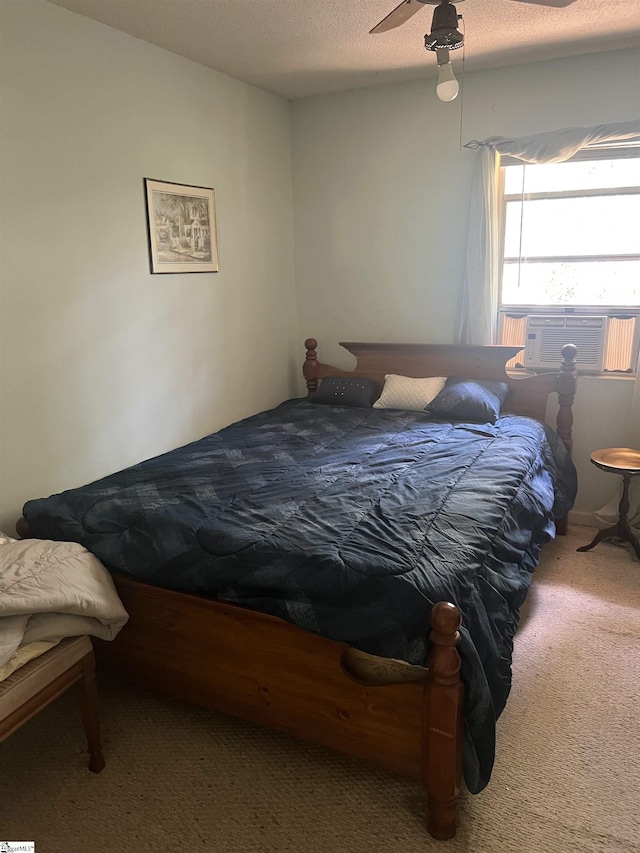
[508,0,578,7]
[370,0,429,34]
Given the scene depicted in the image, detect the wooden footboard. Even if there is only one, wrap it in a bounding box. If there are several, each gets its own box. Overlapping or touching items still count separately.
[97,575,464,840]
[16,509,464,838]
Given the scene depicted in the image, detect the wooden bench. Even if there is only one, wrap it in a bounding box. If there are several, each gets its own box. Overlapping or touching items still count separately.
[0,635,105,772]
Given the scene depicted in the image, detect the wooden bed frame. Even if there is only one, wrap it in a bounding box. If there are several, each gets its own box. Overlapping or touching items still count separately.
[16,339,577,841]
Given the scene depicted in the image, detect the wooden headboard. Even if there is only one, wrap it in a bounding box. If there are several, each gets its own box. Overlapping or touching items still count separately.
[303,339,578,455]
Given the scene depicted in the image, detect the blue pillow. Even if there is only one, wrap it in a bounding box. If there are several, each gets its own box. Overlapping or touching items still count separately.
[310,375,380,408]
[426,377,511,424]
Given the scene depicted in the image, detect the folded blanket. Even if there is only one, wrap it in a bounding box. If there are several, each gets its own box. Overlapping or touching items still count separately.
[0,533,128,676]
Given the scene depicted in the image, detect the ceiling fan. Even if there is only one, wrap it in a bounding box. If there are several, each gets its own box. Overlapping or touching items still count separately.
[370,0,578,101]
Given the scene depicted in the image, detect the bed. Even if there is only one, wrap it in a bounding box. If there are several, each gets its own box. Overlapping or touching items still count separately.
[16,339,578,840]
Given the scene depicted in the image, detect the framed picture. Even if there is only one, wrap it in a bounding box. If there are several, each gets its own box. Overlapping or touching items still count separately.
[144,179,219,274]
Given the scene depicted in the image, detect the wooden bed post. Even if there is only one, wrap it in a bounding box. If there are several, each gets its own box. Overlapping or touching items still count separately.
[303,338,319,395]
[554,343,577,536]
[556,343,578,456]
[15,516,30,539]
[422,602,464,840]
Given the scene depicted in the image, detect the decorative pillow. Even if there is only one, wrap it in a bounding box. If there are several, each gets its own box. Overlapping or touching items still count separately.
[372,374,446,412]
[426,377,511,424]
[310,375,380,407]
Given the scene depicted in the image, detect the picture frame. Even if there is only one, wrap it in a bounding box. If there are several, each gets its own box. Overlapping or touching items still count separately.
[144,179,219,274]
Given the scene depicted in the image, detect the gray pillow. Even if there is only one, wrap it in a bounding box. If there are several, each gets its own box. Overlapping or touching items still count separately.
[427,377,511,424]
[310,375,380,407]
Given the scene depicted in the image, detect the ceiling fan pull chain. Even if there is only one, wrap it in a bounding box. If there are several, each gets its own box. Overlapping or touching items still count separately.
[458,18,466,148]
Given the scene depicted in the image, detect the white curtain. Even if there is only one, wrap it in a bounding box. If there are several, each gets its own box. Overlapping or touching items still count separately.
[457,146,501,345]
[457,119,640,539]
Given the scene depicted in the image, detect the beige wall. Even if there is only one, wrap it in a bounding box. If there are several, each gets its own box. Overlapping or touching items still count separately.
[0,0,297,530]
[291,48,640,516]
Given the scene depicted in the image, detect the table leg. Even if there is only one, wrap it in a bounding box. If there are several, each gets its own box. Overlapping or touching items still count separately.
[577,473,640,559]
[616,473,640,560]
[622,529,640,560]
[577,524,622,552]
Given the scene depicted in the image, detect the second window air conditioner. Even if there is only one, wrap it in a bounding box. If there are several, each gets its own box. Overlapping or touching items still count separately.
[523,315,609,373]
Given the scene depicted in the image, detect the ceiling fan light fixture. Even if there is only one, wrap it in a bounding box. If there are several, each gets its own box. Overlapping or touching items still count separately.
[435,48,459,101]
[436,61,459,101]
[424,1,464,51]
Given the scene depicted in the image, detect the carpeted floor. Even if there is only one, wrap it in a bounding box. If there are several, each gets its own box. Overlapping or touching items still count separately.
[1,526,639,853]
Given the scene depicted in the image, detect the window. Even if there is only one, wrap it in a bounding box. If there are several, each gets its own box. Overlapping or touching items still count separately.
[497,145,640,372]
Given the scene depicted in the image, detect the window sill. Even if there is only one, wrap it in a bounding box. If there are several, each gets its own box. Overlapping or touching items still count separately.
[507,368,636,381]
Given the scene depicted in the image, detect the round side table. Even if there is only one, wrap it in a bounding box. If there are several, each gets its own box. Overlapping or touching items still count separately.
[577,448,640,560]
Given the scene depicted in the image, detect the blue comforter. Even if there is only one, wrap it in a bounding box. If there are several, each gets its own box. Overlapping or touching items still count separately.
[23,399,577,793]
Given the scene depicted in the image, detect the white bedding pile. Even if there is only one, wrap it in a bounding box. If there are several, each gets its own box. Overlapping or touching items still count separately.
[0,532,128,679]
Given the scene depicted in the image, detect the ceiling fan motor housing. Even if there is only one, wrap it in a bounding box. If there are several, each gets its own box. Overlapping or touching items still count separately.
[425,1,464,51]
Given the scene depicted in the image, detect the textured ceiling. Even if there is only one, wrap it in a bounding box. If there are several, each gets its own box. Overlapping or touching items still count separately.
[46,0,640,99]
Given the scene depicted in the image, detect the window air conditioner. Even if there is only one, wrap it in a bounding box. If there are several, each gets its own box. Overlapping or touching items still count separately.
[523,315,609,373]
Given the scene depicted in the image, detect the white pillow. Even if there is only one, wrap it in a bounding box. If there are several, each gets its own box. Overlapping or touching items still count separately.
[373,374,446,412]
